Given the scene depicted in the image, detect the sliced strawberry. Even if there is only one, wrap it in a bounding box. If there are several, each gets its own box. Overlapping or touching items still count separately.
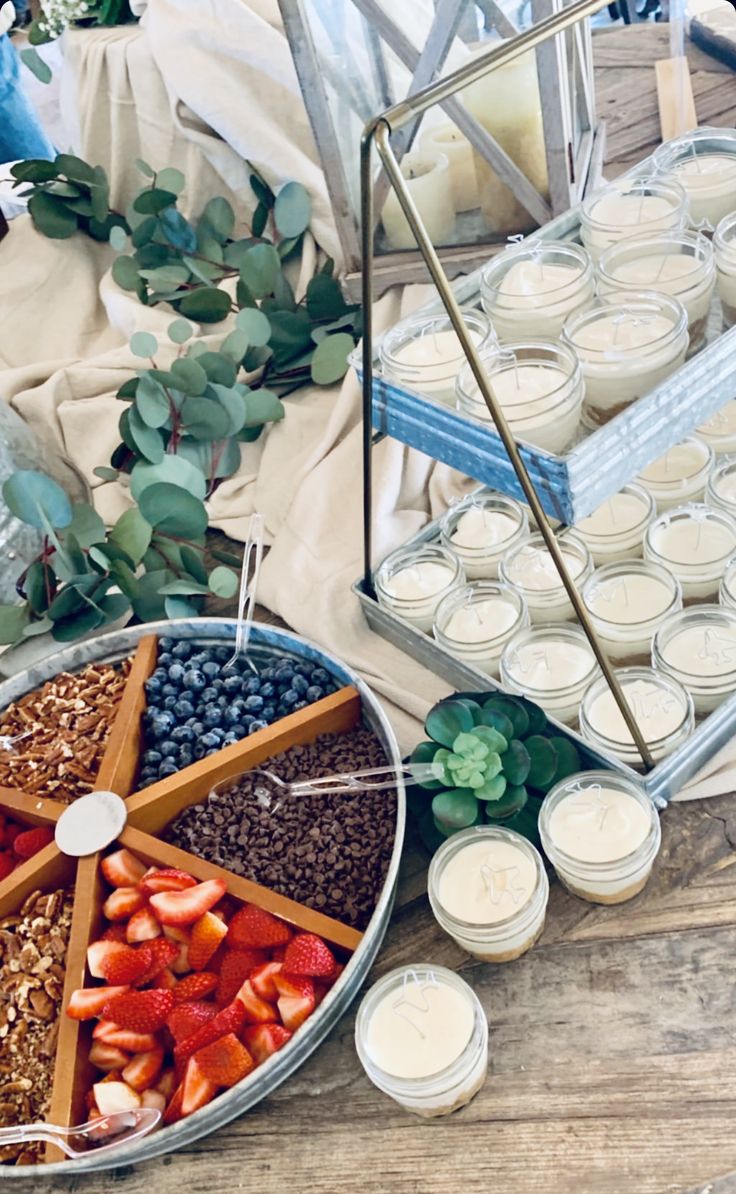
[236,979,278,1025]
[66,986,129,1021]
[271,945,287,963]
[188,911,229,971]
[101,849,147,888]
[136,937,180,984]
[173,973,218,1004]
[93,1021,161,1052]
[174,999,247,1063]
[150,879,227,927]
[103,886,145,922]
[274,973,316,1032]
[12,825,54,859]
[102,924,128,943]
[167,1001,218,1045]
[162,924,190,944]
[93,1080,141,1115]
[156,1068,176,1099]
[170,942,191,975]
[141,1088,167,1112]
[104,989,174,1033]
[181,1057,218,1116]
[4,823,20,848]
[87,940,127,980]
[139,867,197,897]
[122,1046,164,1093]
[216,950,267,1008]
[227,905,291,950]
[88,1041,130,1072]
[126,906,162,943]
[163,1083,184,1125]
[193,1033,254,1087]
[152,968,178,991]
[101,943,153,986]
[250,962,283,1004]
[283,933,337,978]
[242,1023,292,1065]
[0,853,15,882]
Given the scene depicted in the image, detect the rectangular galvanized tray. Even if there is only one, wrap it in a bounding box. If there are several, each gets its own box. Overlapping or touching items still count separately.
[354,509,736,807]
[355,156,736,525]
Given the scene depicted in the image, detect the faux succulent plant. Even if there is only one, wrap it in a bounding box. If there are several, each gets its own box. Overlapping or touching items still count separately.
[410,692,587,851]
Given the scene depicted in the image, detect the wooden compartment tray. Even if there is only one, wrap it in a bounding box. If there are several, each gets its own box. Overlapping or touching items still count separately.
[0,619,405,1176]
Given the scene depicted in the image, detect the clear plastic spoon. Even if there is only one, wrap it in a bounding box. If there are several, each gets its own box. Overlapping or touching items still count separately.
[0,730,32,751]
[223,512,264,676]
[0,1107,161,1159]
[211,761,436,811]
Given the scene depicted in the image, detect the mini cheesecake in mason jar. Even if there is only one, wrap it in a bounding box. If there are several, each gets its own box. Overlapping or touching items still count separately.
[499,531,592,624]
[479,240,595,342]
[573,483,655,565]
[580,176,688,263]
[714,211,736,328]
[379,308,495,407]
[652,604,736,716]
[440,493,528,580]
[433,581,528,678]
[500,623,599,726]
[636,437,714,512]
[654,127,736,232]
[582,559,682,666]
[644,503,736,602]
[579,666,694,769]
[375,544,464,632]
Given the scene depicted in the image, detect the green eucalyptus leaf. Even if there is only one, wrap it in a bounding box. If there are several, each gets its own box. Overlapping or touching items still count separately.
[0,605,30,645]
[28,192,77,239]
[268,309,312,365]
[138,483,208,537]
[243,346,272,373]
[224,238,256,270]
[24,561,53,614]
[209,385,246,435]
[48,582,91,620]
[175,436,240,480]
[130,456,207,502]
[220,328,249,363]
[431,788,479,831]
[168,318,193,344]
[306,273,349,321]
[271,272,297,312]
[135,159,155,178]
[243,389,284,427]
[131,215,158,248]
[180,544,208,583]
[310,332,354,385]
[195,352,237,387]
[252,202,268,239]
[109,507,152,566]
[3,471,72,530]
[250,172,274,209]
[93,466,120,482]
[178,287,231,324]
[201,196,235,243]
[109,225,128,251]
[159,579,211,596]
[112,255,141,292]
[51,606,104,642]
[273,181,311,238]
[239,243,280,299]
[180,396,232,441]
[139,265,191,291]
[97,593,132,623]
[159,208,197,253]
[182,256,222,286]
[109,559,140,600]
[133,188,177,216]
[22,617,53,638]
[130,568,169,621]
[170,357,208,396]
[156,168,185,196]
[55,153,95,184]
[135,373,170,428]
[236,277,256,309]
[276,235,302,262]
[208,566,238,598]
[425,700,475,749]
[20,48,52,85]
[10,159,57,184]
[65,503,105,549]
[130,331,158,359]
[164,595,202,620]
[128,408,165,463]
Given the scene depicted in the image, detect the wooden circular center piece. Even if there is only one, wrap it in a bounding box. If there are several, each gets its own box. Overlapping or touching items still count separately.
[54,791,128,857]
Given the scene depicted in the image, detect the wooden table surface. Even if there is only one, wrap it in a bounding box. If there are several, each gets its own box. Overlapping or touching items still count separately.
[21,23,736,1194]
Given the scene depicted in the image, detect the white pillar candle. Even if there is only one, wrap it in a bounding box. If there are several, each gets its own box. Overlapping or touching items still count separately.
[480,241,595,341]
[433,581,528,678]
[596,231,716,355]
[499,532,592,623]
[653,605,736,715]
[580,178,688,262]
[714,211,736,327]
[376,545,464,632]
[645,504,736,601]
[428,827,548,962]
[456,341,584,455]
[574,484,654,564]
[355,965,488,1118]
[563,296,689,429]
[636,437,713,511]
[579,666,694,767]
[539,772,661,904]
[441,495,528,580]
[500,624,599,725]
[697,400,736,454]
[380,151,456,251]
[582,560,682,665]
[420,123,480,212]
[380,308,493,407]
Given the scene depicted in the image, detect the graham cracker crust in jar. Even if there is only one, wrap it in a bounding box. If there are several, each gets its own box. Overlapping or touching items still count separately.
[406,1062,489,1119]
[560,870,651,905]
[465,919,546,964]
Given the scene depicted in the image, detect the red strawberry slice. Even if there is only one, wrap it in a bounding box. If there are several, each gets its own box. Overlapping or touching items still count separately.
[101,944,153,986]
[174,999,246,1064]
[93,1022,160,1052]
[4,823,20,849]
[273,973,316,1031]
[187,911,229,971]
[193,1033,254,1087]
[0,853,15,882]
[215,949,267,1008]
[66,986,129,1021]
[162,924,190,944]
[141,1088,166,1112]
[135,937,180,984]
[152,968,177,991]
[12,825,54,860]
[126,906,162,943]
[101,849,147,888]
[166,1001,218,1045]
[87,940,127,979]
[236,979,278,1025]
[226,905,291,949]
[104,989,175,1033]
[250,962,283,1004]
[103,886,145,922]
[102,924,128,943]
[170,942,191,975]
[88,1041,130,1072]
[150,879,227,927]
[94,1080,141,1115]
[173,973,218,1004]
[242,1023,292,1065]
[139,867,197,897]
[122,1046,164,1093]
[163,1083,184,1126]
[283,933,337,978]
[181,1057,218,1116]
[156,1068,176,1099]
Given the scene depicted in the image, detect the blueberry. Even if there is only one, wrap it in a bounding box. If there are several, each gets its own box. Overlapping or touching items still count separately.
[167,662,185,682]
[294,663,312,678]
[162,696,178,711]
[292,675,309,695]
[203,707,223,728]
[262,704,276,721]
[306,685,324,702]
[220,675,240,694]
[242,676,259,695]
[183,669,206,692]
[194,743,207,760]
[274,665,294,683]
[312,668,331,685]
[202,660,219,679]
[214,646,232,664]
[260,667,275,682]
[140,767,157,782]
[151,712,176,738]
[178,747,193,767]
[145,677,162,698]
[210,727,226,742]
[223,732,239,745]
[244,694,264,713]
[172,641,192,660]
[190,721,205,737]
[205,748,220,756]
[171,726,194,744]
[281,689,298,708]
[198,730,218,749]
[159,637,174,651]
[224,706,242,726]
[200,686,218,704]
[248,720,268,734]
[211,679,225,692]
[153,667,169,683]
[158,739,178,756]
[174,699,195,720]
[158,760,179,777]
[142,749,162,766]
[293,700,308,711]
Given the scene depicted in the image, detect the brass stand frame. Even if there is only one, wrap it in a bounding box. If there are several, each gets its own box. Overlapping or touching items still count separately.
[359,0,656,771]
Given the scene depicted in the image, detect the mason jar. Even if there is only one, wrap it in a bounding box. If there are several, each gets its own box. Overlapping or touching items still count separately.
[579,176,688,262]
[697,400,736,454]
[500,622,599,725]
[714,211,736,328]
[573,483,655,565]
[440,493,528,579]
[479,240,595,341]
[636,436,714,511]
[379,308,495,406]
[654,126,736,232]
[644,503,736,602]
[582,559,683,665]
[499,531,593,623]
[375,544,464,632]
[433,581,528,678]
[579,665,694,768]
[652,603,736,716]
[705,457,736,520]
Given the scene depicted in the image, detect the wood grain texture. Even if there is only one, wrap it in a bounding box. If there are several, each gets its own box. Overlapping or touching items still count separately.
[656,56,698,140]
[95,635,157,796]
